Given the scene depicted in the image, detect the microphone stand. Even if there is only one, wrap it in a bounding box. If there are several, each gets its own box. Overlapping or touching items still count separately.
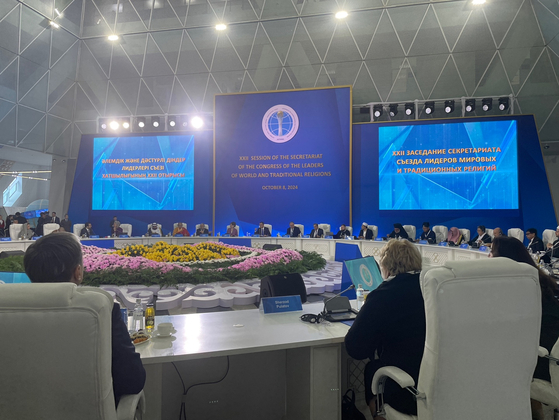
[320,284,356,319]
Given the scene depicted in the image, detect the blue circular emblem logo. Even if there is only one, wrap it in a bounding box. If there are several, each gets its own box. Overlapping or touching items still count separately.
[359,264,374,288]
[262,105,299,143]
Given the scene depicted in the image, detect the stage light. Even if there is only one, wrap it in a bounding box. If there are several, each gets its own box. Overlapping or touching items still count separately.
[405,103,414,116]
[424,101,435,115]
[180,116,188,128]
[444,100,455,114]
[136,117,145,129]
[191,116,204,129]
[152,117,160,128]
[168,116,177,129]
[498,97,509,111]
[108,34,119,41]
[49,21,60,28]
[482,98,492,111]
[100,122,107,130]
[335,11,348,19]
[389,104,398,117]
[215,24,227,31]
[109,120,119,130]
[122,121,130,129]
[373,105,383,118]
[465,99,476,112]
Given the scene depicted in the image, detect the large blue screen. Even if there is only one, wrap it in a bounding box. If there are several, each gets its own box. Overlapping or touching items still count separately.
[92,135,194,211]
[379,120,518,210]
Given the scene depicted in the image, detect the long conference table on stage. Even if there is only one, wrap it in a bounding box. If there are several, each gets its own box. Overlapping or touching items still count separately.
[0,235,490,265]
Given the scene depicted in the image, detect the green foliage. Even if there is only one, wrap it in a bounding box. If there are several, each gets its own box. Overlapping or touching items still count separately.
[82,250,326,287]
[0,256,25,273]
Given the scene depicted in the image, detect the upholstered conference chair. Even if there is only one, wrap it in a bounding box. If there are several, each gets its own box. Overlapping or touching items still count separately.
[0,283,145,420]
[9,223,23,240]
[403,225,416,240]
[174,223,187,230]
[508,228,525,243]
[486,228,494,239]
[543,229,556,247]
[295,224,304,236]
[369,225,379,240]
[372,258,540,420]
[74,223,85,237]
[120,223,132,236]
[432,225,448,243]
[459,228,470,243]
[43,222,60,235]
[532,338,559,420]
[318,224,331,236]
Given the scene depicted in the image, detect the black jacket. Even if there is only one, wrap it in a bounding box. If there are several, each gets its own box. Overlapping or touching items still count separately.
[254,227,271,236]
[335,229,351,239]
[420,229,436,244]
[310,228,324,238]
[469,233,491,246]
[286,226,301,237]
[527,236,545,253]
[357,228,373,240]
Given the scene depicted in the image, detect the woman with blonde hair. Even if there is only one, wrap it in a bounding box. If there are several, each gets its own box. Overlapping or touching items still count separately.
[345,240,425,419]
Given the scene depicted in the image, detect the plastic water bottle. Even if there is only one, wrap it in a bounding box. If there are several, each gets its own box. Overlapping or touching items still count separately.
[356,284,364,311]
[132,298,144,332]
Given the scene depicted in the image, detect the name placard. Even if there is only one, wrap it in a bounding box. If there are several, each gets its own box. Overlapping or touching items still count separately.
[260,295,303,314]
[32,236,41,240]
[303,235,310,238]
[175,234,183,237]
[418,240,428,245]
[253,234,260,237]
[438,242,449,247]
[325,235,334,239]
[479,245,488,252]
[375,237,383,241]
[90,235,100,238]
[1,237,11,241]
[199,234,209,237]
[222,234,230,237]
[459,243,469,249]
[119,234,129,238]
[151,234,161,237]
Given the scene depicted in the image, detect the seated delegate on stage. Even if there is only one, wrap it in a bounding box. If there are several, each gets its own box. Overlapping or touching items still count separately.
[310,223,324,238]
[446,227,463,245]
[111,221,124,237]
[334,224,351,239]
[357,223,373,240]
[493,227,506,238]
[419,222,436,244]
[19,222,35,240]
[80,223,95,238]
[286,222,301,237]
[387,223,409,240]
[226,222,238,237]
[469,225,492,246]
[345,240,425,417]
[23,233,146,405]
[60,214,72,233]
[195,223,210,236]
[172,223,190,237]
[254,222,271,237]
[146,223,163,237]
[489,236,559,420]
[526,228,544,253]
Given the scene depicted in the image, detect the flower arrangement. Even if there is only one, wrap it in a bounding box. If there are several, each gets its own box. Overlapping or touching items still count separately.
[111,241,241,263]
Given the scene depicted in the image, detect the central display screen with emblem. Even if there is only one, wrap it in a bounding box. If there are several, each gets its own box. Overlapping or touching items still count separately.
[214,87,352,236]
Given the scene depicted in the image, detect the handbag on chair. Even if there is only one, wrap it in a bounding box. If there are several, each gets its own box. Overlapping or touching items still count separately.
[341,389,366,420]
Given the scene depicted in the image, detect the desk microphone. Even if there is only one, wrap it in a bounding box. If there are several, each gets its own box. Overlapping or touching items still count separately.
[300,284,356,324]
[321,284,355,317]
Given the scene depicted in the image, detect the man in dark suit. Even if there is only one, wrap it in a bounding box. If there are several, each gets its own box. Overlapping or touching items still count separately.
[15,212,27,224]
[335,224,351,239]
[286,222,301,237]
[469,225,492,246]
[50,212,61,224]
[254,222,271,237]
[419,222,436,244]
[526,228,544,253]
[80,222,95,238]
[23,232,146,405]
[357,223,373,240]
[493,227,506,238]
[310,223,324,238]
[35,212,48,236]
[195,223,210,236]
[546,226,559,258]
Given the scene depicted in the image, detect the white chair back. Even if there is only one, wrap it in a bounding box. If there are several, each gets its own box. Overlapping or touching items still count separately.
[508,228,524,242]
[543,229,555,246]
[416,258,540,420]
[43,223,60,236]
[459,228,470,242]
[120,223,132,236]
[196,224,209,234]
[486,228,494,239]
[370,225,378,240]
[294,224,304,236]
[340,226,352,235]
[318,224,331,235]
[174,223,187,230]
[531,337,559,408]
[403,224,416,240]
[264,224,272,234]
[0,283,117,419]
[147,223,162,232]
[9,224,23,240]
[432,225,448,243]
[74,223,85,237]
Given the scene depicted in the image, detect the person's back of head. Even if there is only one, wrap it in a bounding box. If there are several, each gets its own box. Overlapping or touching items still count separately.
[380,239,422,277]
[24,232,83,284]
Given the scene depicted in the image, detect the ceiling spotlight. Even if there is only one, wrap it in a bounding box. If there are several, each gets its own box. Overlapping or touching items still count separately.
[335,11,348,19]
[373,105,383,118]
[444,100,455,114]
[389,104,398,117]
[49,21,60,29]
[107,34,119,41]
[498,97,509,111]
[152,117,160,128]
[191,116,204,129]
[482,98,493,112]
[109,120,119,130]
[405,103,414,116]
[136,117,145,129]
[424,101,435,115]
[168,116,177,129]
[180,116,188,128]
[465,99,476,112]
[100,122,107,130]
[122,121,130,129]
[215,23,227,31]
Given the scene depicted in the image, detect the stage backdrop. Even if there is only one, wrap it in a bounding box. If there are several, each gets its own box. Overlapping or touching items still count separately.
[214,86,351,236]
[352,115,557,238]
[68,131,213,236]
